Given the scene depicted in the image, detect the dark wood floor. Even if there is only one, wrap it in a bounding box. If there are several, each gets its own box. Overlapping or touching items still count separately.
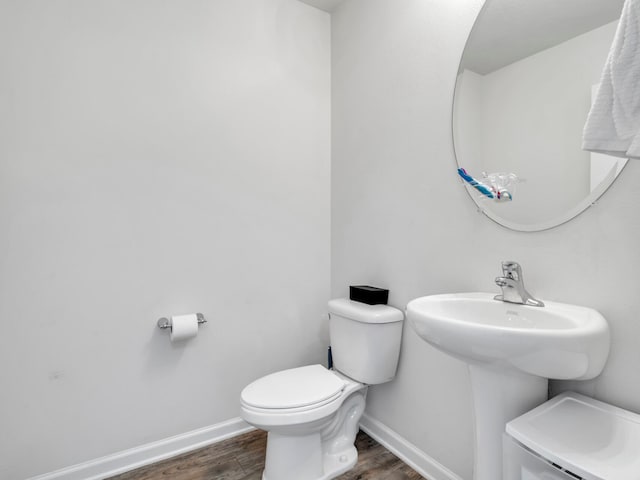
[107,429,425,480]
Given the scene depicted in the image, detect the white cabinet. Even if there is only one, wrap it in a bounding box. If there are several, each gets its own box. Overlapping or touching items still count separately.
[503,434,577,480]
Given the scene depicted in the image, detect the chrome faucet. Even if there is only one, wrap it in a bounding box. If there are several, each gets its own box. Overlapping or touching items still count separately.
[494,261,544,307]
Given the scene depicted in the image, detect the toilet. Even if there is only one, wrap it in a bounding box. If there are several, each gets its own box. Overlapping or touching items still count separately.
[240,298,404,480]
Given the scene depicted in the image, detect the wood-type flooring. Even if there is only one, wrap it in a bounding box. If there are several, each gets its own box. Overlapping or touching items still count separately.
[107,429,426,480]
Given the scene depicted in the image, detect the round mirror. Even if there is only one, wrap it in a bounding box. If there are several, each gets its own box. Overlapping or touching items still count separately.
[453,0,628,231]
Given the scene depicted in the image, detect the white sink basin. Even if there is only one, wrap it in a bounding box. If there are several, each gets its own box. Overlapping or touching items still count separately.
[406,292,611,480]
[407,292,610,380]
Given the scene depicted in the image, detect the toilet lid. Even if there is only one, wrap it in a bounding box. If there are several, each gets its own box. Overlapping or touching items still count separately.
[241,365,346,410]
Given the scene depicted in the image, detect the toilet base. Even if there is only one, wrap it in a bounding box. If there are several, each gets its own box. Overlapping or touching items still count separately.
[260,385,367,480]
[320,445,358,479]
[262,443,357,480]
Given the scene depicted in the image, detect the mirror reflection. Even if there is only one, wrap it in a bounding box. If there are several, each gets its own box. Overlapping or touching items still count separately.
[453,0,627,231]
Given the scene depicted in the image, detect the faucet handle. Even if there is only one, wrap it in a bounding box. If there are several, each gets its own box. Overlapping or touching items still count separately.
[501,261,522,279]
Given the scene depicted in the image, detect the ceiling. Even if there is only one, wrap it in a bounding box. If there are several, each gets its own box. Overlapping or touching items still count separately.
[298,0,345,13]
[297,0,625,74]
[461,0,625,74]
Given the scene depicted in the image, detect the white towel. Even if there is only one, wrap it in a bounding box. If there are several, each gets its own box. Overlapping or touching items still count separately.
[583,0,640,159]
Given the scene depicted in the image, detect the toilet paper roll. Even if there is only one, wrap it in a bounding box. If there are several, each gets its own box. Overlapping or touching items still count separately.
[170,314,199,342]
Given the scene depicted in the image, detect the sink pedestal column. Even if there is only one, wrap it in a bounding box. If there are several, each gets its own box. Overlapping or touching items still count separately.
[468,364,548,480]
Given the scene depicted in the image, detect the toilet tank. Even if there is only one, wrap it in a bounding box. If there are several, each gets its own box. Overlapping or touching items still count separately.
[328,298,404,385]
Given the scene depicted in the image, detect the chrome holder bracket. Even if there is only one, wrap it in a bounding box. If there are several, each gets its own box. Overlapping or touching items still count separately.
[157,313,207,330]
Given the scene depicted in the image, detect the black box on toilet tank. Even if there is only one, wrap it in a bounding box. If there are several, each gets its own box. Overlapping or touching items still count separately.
[349,285,389,305]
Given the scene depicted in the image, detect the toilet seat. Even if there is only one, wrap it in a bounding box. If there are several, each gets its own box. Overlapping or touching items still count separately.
[241,364,346,410]
[240,365,362,428]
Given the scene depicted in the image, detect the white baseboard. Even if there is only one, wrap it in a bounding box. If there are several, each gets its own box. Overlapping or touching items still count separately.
[28,418,254,480]
[359,413,464,480]
[29,414,459,480]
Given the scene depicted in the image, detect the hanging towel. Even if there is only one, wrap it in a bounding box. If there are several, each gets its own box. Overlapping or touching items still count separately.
[582,0,640,159]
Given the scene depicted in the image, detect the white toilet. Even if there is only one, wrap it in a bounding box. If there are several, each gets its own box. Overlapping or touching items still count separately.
[240,298,404,480]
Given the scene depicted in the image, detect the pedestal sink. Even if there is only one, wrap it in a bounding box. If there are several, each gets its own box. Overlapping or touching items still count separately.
[406,292,610,480]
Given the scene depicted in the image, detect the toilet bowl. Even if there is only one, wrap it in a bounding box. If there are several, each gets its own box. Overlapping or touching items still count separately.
[241,365,367,480]
[240,298,404,480]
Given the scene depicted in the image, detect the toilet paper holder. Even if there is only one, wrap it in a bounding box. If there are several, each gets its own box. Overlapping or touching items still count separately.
[157,313,207,330]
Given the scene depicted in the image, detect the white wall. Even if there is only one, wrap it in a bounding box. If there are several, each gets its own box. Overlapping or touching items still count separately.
[0,1,330,478]
[332,1,640,479]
